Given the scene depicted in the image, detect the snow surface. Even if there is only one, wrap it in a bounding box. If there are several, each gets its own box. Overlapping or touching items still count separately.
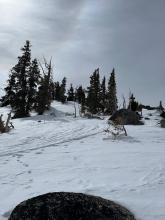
[0,102,165,220]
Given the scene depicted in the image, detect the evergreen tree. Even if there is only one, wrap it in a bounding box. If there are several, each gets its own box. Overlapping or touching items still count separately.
[128,94,138,111]
[2,42,41,117]
[75,86,86,113]
[159,100,164,112]
[100,76,106,113]
[75,86,85,104]
[67,84,75,101]
[10,40,31,118]
[86,68,101,114]
[106,68,117,114]
[59,77,67,103]
[1,73,16,107]
[35,59,53,115]
[27,58,40,111]
[54,81,61,101]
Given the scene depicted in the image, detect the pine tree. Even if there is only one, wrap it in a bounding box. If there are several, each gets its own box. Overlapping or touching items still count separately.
[27,58,40,112]
[10,40,31,118]
[128,94,138,111]
[86,68,101,114]
[54,81,61,101]
[159,101,164,112]
[59,77,67,103]
[106,68,117,114]
[1,73,16,107]
[100,76,106,113]
[75,86,85,104]
[67,84,74,101]
[75,86,86,113]
[35,59,53,115]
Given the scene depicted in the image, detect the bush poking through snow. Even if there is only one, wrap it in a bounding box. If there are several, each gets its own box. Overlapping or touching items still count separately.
[105,116,127,138]
[0,112,14,133]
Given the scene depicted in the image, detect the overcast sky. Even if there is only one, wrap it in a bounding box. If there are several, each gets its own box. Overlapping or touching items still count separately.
[0,0,165,105]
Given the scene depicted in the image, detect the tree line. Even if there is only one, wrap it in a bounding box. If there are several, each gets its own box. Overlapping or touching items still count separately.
[0,41,118,118]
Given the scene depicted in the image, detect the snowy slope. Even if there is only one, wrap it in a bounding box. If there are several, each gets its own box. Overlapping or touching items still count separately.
[0,102,165,220]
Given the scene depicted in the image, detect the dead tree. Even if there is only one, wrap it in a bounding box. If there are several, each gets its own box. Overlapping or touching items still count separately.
[0,115,5,133]
[74,100,77,118]
[105,116,127,139]
[122,95,126,109]
[36,58,53,115]
[0,112,14,133]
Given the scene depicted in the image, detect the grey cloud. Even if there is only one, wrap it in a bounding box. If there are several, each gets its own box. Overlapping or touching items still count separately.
[0,0,165,105]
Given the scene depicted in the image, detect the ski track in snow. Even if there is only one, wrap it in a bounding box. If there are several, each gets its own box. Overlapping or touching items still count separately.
[0,103,165,220]
[0,118,104,157]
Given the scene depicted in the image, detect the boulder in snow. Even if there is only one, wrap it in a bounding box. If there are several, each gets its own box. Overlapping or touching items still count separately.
[144,117,150,120]
[160,111,165,118]
[109,109,144,125]
[160,119,165,128]
[9,192,136,220]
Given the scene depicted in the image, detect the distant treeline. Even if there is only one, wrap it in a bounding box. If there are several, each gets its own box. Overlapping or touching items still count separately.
[0,41,118,118]
[0,41,163,119]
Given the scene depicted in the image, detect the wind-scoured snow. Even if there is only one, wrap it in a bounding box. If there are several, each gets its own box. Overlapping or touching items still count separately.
[0,102,165,220]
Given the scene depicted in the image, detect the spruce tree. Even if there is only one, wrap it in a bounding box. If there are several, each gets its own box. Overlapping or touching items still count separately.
[59,77,67,103]
[128,94,138,111]
[67,84,74,101]
[10,40,31,118]
[75,86,85,104]
[54,81,61,101]
[106,68,117,114]
[1,73,16,107]
[100,76,106,113]
[75,86,86,113]
[86,68,101,114]
[27,58,40,112]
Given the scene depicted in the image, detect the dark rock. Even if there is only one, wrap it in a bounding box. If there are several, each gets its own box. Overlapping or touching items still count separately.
[109,109,144,125]
[9,192,136,220]
[144,117,150,120]
[160,119,165,128]
[141,105,156,110]
[160,111,165,118]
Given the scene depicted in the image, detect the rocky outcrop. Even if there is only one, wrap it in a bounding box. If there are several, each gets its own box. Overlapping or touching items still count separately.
[9,192,136,220]
[109,109,143,125]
